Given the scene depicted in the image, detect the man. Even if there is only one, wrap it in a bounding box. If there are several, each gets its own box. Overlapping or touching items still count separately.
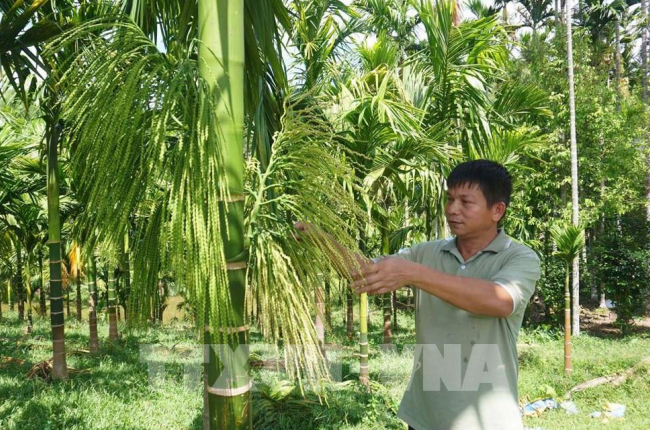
[297,159,541,430]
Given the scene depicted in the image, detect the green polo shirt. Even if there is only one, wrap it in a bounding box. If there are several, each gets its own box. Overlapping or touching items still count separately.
[380,229,541,430]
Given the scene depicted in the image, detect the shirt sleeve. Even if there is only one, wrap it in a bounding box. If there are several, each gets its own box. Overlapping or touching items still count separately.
[491,248,541,317]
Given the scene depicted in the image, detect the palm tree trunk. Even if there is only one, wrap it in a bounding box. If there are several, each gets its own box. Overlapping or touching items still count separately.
[76,272,82,322]
[381,227,392,345]
[8,276,14,311]
[199,1,250,428]
[107,267,118,340]
[116,276,121,322]
[392,290,398,332]
[122,232,131,321]
[26,255,33,333]
[315,283,326,357]
[325,278,332,328]
[87,254,99,353]
[346,286,354,340]
[615,18,621,112]
[566,0,581,336]
[15,241,24,322]
[564,262,572,374]
[359,291,369,385]
[66,282,71,318]
[642,0,649,99]
[47,119,68,380]
[39,254,46,317]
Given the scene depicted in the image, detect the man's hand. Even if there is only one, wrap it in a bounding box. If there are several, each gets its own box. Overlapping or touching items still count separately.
[351,257,415,295]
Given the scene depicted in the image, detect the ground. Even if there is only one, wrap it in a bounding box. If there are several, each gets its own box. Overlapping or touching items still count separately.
[0,301,649,429]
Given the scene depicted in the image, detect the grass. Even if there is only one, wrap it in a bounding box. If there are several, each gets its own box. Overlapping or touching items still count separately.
[1,299,650,429]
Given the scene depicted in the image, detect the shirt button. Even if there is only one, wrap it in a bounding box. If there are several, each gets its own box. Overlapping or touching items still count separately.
[461,265,466,269]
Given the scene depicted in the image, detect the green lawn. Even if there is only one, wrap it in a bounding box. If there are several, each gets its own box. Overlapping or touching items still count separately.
[1,304,649,429]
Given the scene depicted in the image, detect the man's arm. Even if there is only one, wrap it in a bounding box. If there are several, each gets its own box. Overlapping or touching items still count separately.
[351,258,513,318]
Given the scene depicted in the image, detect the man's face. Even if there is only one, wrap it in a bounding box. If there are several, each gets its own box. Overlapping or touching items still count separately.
[444,183,505,237]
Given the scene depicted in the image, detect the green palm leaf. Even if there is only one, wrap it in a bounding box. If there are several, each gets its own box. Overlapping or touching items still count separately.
[551,223,585,262]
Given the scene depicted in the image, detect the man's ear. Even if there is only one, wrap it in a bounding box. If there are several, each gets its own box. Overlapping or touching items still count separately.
[492,202,506,222]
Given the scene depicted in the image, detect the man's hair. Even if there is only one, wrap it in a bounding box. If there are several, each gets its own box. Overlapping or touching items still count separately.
[446,159,512,208]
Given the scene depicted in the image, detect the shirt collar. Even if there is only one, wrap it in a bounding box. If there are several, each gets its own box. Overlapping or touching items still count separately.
[441,228,511,254]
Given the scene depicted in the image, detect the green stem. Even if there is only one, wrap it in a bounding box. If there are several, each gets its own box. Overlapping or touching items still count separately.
[88,253,99,353]
[47,119,68,379]
[108,266,118,340]
[199,1,250,428]
[381,224,392,345]
[564,261,572,374]
[39,253,46,317]
[15,240,24,322]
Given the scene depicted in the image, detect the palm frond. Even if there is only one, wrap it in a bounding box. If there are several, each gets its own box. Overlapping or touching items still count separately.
[551,223,585,262]
[245,96,364,384]
[45,15,234,342]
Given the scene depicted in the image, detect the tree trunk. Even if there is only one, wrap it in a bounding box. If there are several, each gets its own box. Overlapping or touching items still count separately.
[315,284,326,358]
[108,267,118,340]
[615,18,621,112]
[9,276,14,311]
[381,227,392,345]
[566,0,581,336]
[392,290,398,332]
[641,0,648,102]
[66,282,71,318]
[564,262,572,374]
[588,233,597,303]
[26,255,33,334]
[47,119,68,379]
[325,278,332,328]
[76,273,82,322]
[15,241,24,322]
[39,255,46,317]
[88,254,99,353]
[346,287,354,340]
[122,232,131,320]
[359,292,369,385]
[199,1,250,428]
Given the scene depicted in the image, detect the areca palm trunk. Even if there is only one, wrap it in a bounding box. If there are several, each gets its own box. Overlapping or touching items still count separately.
[26,256,33,333]
[315,284,326,356]
[359,292,369,385]
[47,119,68,379]
[199,1,250,428]
[107,267,118,340]
[76,272,82,322]
[615,18,621,112]
[87,254,99,353]
[39,255,46,316]
[346,287,354,340]
[566,0,581,336]
[15,241,24,322]
[564,261,572,374]
[641,0,648,102]
[381,227,392,344]
[122,233,131,320]
[9,278,14,311]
